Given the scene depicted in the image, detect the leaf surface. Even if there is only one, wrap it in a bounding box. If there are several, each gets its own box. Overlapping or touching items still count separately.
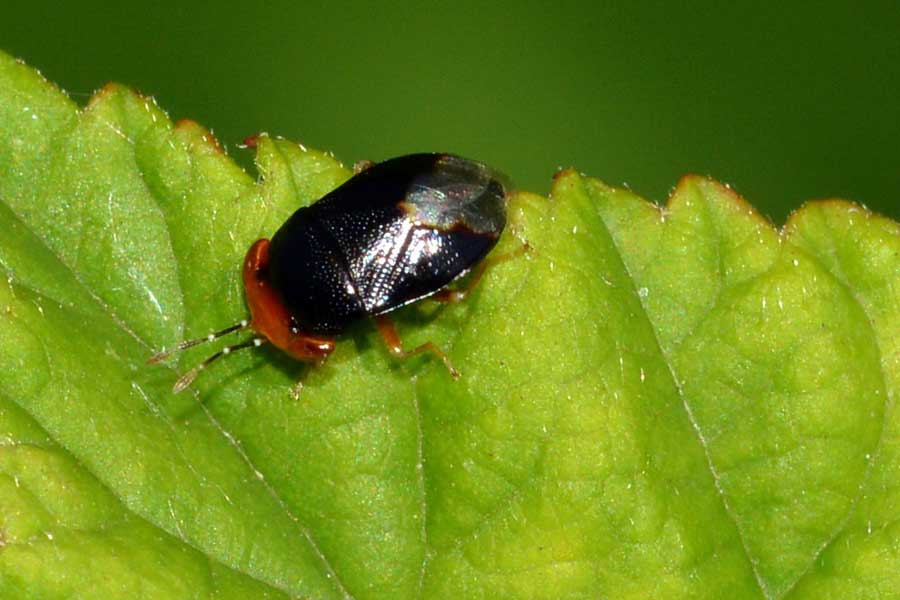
[0,52,897,599]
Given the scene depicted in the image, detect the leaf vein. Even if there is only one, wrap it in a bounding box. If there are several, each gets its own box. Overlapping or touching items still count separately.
[585,177,771,597]
[781,244,893,597]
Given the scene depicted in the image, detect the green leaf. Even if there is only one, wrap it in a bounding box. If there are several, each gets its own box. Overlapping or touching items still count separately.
[0,51,897,599]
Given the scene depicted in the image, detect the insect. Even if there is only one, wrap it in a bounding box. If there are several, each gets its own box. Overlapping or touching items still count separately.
[149,153,518,393]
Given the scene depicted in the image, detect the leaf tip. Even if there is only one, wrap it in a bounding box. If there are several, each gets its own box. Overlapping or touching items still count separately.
[784,198,899,234]
[552,166,579,182]
[175,119,224,153]
[548,167,584,202]
[673,173,777,227]
[87,81,149,109]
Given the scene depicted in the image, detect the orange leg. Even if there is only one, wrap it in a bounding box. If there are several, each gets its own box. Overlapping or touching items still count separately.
[432,242,531,303]
[375,315,460,378]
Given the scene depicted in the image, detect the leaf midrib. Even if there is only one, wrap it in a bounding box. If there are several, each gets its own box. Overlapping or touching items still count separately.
[581,177,771,598]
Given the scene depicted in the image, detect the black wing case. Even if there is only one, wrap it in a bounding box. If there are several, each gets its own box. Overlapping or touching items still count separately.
[266,209,368,335]
[309,154,508,315]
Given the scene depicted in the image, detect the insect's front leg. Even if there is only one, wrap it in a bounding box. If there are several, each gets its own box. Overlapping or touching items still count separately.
[431,241,531,303]
[375,315,460,378]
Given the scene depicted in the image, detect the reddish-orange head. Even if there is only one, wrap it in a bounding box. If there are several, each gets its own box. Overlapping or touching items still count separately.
[242,238,335,363]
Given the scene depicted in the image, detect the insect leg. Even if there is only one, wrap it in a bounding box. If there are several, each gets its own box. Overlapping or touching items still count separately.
[431,241,531,303]
[374,315,459,379]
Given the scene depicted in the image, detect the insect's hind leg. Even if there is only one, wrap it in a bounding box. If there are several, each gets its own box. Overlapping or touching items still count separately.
[375,315,460,378]
[431,241,531,303]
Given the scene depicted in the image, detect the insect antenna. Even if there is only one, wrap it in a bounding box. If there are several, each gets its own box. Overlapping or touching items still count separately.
[147,320,250,365]
[172,338,267,393]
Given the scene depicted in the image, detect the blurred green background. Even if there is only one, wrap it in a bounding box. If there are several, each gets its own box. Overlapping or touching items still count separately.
[3,1,898,221]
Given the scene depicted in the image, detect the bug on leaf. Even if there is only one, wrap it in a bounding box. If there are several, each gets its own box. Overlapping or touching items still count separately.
[149,153,520,393]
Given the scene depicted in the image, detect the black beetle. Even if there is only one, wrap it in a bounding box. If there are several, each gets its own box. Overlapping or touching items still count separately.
[150,153,516,392]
